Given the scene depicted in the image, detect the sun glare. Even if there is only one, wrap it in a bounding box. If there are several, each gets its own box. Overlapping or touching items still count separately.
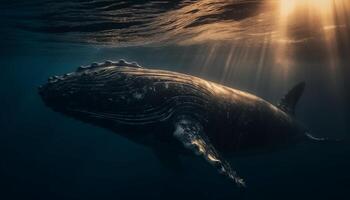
[277,0,348,73]
[169,0,349,91]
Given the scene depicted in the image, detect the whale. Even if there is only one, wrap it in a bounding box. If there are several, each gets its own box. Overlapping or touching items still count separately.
[38,60,324,187]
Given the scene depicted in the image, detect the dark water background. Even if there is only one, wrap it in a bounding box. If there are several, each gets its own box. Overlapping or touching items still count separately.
[1,1,350,199]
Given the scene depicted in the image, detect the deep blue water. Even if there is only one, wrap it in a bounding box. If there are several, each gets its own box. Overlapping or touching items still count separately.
[1,1,350,200]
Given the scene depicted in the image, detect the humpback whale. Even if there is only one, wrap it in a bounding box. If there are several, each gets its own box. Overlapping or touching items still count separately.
[39,60,320,187]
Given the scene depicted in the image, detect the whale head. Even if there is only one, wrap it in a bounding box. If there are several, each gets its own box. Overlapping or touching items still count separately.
[38,60,145,123]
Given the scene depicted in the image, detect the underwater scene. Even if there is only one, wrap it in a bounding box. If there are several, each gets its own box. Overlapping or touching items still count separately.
[1,0,350,199]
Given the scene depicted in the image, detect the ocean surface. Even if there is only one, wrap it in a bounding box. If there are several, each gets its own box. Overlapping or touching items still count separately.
[1,0,350,199]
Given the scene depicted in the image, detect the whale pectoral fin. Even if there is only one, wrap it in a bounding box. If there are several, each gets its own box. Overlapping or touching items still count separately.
[173,118,246,187]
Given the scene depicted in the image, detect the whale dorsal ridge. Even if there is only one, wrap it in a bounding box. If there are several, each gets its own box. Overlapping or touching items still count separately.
[277,82,306,116]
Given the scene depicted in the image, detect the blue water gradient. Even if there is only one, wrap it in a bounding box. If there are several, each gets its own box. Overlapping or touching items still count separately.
[1,1,350,200]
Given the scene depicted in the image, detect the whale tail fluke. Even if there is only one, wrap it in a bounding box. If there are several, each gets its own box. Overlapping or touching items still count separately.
[278,82,306,116]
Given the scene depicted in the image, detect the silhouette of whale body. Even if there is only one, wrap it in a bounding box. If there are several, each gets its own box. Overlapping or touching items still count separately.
[39,60,319,187]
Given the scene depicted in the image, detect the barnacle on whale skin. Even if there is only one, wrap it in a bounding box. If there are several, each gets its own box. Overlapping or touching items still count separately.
[76,59,142,72]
